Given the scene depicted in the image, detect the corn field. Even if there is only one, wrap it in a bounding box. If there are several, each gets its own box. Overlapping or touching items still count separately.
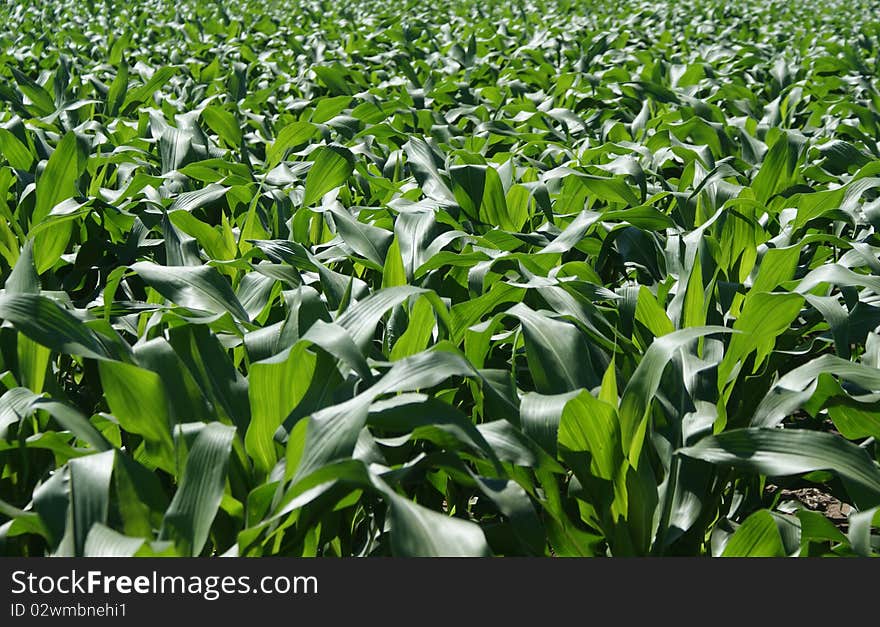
[1,0,880,557]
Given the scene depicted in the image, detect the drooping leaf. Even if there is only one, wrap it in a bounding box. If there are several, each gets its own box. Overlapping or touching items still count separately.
[160,422,236,556]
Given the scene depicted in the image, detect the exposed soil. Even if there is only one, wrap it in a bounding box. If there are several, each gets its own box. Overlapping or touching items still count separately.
[765,485,852,531]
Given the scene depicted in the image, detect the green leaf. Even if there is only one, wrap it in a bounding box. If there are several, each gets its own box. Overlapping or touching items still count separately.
[848,506,880,557]
[329,205,393,267]
[133,338,213,426]
[751,355,880,428]
[555,168,641,206]
[121,66,175,112]
[381,237,407,288]
[751,131,805,203]
[5,240,40,294]
[481,166,518,231]
[105,61,129,117]
[67,450,115,556]
[403,137,455,203]
[246,343,314,474]
[31,132,85,271]
[368,394,497,462]
[0,128,34,170]
[634,286,674,337]
[450,164,486,220]
[302,144,354,207]
[32,468,70,550]
[507,303,597,394]
[751,245,801,293]
[679,428,880,506]
[11,68,56,115]
[313,64,354,96]
[372,475,491,557]
[619,326,731,463]
[168,324,251,432]
[98,361,175,473]
[33,399,112,452]
[33,132,85,225]
[0,387,41,439]
[520,390,580,457]
[295,350,476,480]
[160,422,235,556]
[0,294,116,360]
[336,285,425,350]
[84,523,147,557]
[130,261,250,322]
[721,510,786,557]
[558,391,622,480]
[390,296,436,360]
[718,292,803,385]
[169,210,237,260]
[796,509,847,547]
[168,183,230,213]
[267,121,318,167]
[202,106,242,147]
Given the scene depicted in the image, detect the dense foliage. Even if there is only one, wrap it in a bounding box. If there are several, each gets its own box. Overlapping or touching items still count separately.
[1,0,880,556]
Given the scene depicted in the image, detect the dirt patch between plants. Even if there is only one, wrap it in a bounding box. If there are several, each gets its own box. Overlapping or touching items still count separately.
[766,485,852,531]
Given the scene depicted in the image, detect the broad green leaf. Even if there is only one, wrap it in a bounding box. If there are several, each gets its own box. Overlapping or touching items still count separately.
[169,211,237,260]
[336,285,425,350]
[247,343,314,474]
[848,506,880,557]
[33,399,112,452]
[302,145,354,207]
[0,387,41,439]
[403,137,456,203]
[168,183,229,213]
[0,294,116,360]
[679,428,880,506]
[634,286,674,337]
[521,390,581,456]
[130,261,250,322]
[33,132,85,225]
[105,61,128,116]
[558,391,622,480]
[168,325,251,432]
[450,164,486,220]
[5,239,40,294]
[390,296,436,360]
[295,350,476,480]
[372,475,491,557]
[202,106,242,147]
[267,121,318,167]
[751,131,805,203]
[721,510,785,557]
[381,237,407,288]
[99,360,175,473]
[507,303,598,394]
[67,450,115,556]
[160,422,235,556]
[329,205,393,267]
[132,338,212,426]
[751,355,880,428]
[84,523,147,557]
[619,326,731,463]
[718,292,803,385]
[796,509,847,548]
[121,66,174,112]
[0,128,33,170]
[17,333,50,394]
[11,68,55,115]
[751,245,801,293]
